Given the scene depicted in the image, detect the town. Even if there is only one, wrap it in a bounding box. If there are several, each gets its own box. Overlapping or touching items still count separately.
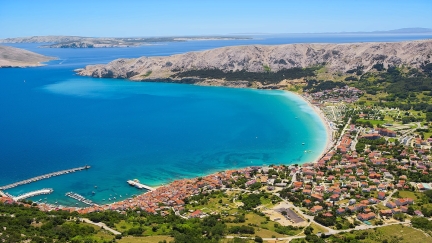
[2,83,431,243]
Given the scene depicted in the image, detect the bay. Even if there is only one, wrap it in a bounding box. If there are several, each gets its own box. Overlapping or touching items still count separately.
[0,34,429,206]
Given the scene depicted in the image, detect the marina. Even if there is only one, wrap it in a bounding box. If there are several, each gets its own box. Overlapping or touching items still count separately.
[0,165,90,190]
[127,179,155,191]
[65,192,98,206]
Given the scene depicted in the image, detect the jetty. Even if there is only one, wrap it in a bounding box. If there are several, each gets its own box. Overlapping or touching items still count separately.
[13,188,53,201]
[127,179,155,191]
[66,192,98,206]
[0,165,90,190]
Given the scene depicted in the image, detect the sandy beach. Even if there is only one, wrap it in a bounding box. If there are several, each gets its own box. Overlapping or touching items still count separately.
[286,91,335,163]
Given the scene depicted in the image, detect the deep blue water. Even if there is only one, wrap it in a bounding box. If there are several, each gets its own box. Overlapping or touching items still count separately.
[1,34,430,206]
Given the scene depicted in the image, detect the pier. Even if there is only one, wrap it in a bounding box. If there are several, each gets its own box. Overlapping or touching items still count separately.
[0,165,90,190]
[13,188,53,201]
[127,179,155,191]
[66,192,98,206]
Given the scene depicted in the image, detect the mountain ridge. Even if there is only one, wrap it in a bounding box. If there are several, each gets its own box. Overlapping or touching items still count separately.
[75,39,432,87]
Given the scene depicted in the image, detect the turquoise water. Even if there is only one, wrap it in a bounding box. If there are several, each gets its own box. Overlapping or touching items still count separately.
[1,35,429,206]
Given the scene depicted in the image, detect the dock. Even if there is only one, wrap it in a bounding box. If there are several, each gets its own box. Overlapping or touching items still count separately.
[66,192,98,206]
[13,188,53,201]
[0,165,90,190]
[127,179,155,191]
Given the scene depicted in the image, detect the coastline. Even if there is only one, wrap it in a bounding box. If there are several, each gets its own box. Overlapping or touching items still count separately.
[28,87,335,213]
[286,91,334,162]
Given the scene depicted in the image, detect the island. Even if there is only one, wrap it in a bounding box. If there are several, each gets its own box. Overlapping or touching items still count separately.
[0,45,55,67]
[0,35,251,48]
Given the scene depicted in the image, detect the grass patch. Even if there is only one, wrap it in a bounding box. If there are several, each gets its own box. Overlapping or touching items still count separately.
[397,191,425,203]
[140,70,152,78]
[328,224,432,243]
[310,222,329,234]
[356,119,386,126]
[118,235,174,243]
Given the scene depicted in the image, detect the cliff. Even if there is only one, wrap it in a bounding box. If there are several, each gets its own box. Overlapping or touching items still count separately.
[75,39,432,86]
[0,45,55,67]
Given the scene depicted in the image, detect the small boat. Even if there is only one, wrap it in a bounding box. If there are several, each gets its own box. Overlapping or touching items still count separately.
[302,143,305,145]
[92,191,95,194]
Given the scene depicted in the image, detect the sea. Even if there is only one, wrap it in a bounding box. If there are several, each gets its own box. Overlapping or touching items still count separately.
[1,33,431,206]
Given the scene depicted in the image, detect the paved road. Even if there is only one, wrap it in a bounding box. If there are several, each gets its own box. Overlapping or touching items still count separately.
[80,218,121,235]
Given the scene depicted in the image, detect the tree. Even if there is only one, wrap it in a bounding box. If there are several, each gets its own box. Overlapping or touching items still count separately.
[254,235,263,243]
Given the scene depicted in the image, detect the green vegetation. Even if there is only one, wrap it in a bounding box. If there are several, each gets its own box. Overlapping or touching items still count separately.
[324,224,432,243]
[172,67,320,85]
[0,202,111,243]
[304,79,346,93]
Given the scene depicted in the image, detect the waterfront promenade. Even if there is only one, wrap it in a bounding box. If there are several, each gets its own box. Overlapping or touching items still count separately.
[0,165,90,190]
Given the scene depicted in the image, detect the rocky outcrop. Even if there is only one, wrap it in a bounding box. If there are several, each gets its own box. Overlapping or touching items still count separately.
[0,45,55,67]
[75,39,432,84]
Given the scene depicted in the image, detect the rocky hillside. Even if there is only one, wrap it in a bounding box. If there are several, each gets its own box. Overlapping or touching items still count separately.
[76,39,432,85]
[0,45,55,67]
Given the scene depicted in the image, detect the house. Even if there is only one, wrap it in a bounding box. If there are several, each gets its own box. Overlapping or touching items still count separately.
[357,212,376,221]
[395,198,414,206]
[190,210,203,218]
[386,201,397,209]
[330,194,340,201]
[379,209,393,217]
[336,208,346,214]
[310,205,324,214]
[303,199,312,206]
[378,192,386,200]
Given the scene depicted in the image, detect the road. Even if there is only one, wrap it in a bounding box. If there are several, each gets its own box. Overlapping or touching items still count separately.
[382,189,398,206]
[80,218,121,235]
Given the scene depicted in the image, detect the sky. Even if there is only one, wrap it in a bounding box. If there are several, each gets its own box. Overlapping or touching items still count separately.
[0,0,431,38]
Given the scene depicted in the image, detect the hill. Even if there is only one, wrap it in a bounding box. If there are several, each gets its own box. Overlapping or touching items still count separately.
[75,39,432,87]
[0,45,55,67]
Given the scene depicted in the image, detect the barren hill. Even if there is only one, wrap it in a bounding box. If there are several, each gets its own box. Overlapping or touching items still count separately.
[76,39,432,85]
[0,45,55,67]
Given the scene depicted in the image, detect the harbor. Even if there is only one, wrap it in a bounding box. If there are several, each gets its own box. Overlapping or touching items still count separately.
[66,192,98,206]
[0,165,90,190]
[127,179,155,191]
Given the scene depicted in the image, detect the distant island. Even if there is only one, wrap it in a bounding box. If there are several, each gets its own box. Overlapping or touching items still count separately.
[0,45,55,67]
[0,35,251,48]
[75,39,432,89]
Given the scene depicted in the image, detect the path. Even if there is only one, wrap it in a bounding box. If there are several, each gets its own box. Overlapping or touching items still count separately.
[80,218,121,235]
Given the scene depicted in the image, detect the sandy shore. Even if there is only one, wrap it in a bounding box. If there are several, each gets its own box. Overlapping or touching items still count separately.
[286,91,334,163]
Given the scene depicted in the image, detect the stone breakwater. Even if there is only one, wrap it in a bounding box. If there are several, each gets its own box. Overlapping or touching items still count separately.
[0,166,90,190]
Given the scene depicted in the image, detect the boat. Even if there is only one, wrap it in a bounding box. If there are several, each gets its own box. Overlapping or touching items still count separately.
[302,142,305,145]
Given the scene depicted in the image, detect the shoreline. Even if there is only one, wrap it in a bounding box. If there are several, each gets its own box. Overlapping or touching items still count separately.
[28,88,335,212]
[286,91,334,162]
